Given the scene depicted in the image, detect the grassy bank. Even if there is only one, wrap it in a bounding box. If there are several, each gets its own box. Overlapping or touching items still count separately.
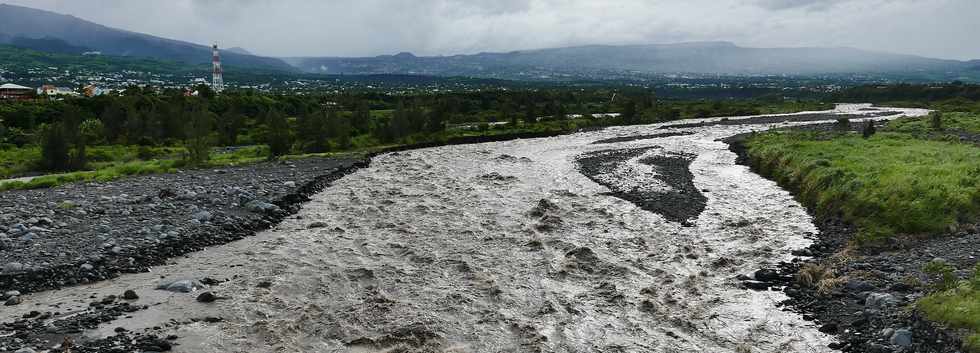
[918,268,980,351]
[887,112,980,135]
[744,132,980,242]
[743,113,980,350]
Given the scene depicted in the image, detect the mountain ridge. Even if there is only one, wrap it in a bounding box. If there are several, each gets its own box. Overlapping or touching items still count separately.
[0,3,294,71]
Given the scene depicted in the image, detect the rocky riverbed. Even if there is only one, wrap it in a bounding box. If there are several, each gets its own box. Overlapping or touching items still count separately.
[1,104,947,353]
[0,157,367,295]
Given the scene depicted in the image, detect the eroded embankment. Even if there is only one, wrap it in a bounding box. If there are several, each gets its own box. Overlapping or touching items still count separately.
[724,132,976,353]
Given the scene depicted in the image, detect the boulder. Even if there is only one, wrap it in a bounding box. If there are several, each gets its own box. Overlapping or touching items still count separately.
[889,328,912,347]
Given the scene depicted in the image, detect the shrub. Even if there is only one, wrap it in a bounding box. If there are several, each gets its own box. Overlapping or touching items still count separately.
[923,259,958,292]
[930,111,944,131]
[39,123,70,171]
[861,120,876,138]
[265,109,292,159]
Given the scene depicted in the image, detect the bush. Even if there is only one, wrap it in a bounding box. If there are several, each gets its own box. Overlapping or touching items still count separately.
[930,111,944,131]
[39,123,70,171]
[265,109,292,159]
[861,120,877,138]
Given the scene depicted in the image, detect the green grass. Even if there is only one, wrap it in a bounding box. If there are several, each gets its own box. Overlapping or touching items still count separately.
[745,132,980,243]
[0,145,184,179]
[919,266,980,352]
[887,112,980,135]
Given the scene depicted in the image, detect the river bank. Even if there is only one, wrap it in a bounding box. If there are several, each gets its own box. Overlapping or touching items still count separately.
[724,123,977,352]
[0,104,934,353]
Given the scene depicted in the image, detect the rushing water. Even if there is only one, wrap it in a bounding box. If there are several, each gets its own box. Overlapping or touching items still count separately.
[0,104,929,353]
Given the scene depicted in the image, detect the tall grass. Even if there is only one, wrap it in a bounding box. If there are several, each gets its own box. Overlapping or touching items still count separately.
[887,112,980,135]
[918,266,980,352]
[745,132,980,243]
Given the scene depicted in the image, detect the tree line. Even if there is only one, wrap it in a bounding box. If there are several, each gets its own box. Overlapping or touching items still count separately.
[0,85,825,172]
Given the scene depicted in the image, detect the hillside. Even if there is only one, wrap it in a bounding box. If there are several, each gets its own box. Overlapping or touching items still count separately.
[286,42,978,80]
[0,3,294,71]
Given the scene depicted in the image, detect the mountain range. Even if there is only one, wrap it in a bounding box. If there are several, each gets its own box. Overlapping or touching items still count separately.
[1,3,977,81]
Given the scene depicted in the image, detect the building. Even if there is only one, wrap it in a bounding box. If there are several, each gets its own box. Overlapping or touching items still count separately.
[0,83,34,100]
[38,85,80,98]
[83,84,108,97]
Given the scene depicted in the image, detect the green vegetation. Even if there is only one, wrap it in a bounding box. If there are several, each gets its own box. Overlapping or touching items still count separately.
[744,132,980,243]
[919,264,980,352]
[0,84,828,190]
[888,112,980,135]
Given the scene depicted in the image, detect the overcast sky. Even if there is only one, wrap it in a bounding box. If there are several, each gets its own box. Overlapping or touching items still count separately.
[4,0,978,60]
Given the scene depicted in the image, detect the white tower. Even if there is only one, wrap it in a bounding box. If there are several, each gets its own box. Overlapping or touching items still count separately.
[211,44,224,93]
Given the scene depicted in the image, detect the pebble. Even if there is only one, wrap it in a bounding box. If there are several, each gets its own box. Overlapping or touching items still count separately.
[80,263,94,271]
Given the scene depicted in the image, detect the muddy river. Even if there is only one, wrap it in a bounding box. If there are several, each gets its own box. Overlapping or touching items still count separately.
[0,104,928,353]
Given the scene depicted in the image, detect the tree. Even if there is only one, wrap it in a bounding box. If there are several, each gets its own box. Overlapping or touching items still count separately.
[552,102,566,121]
[62,105,87,170]
[183,103,214,165]
[524,103,536,125]
[330,111,352,149]
[39,123,70,171]
[217,108,245,146]
[265,109,292,159]
[929,111,943,131]
[303,110,330,153]
[622,100,637,124]
[101,100,127,143]
[352,100,371,134]
[502,101,516,127]
[426,105,447,133]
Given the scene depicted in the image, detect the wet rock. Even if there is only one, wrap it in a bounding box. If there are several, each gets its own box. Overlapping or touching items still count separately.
[5,296,22,306]
[819,323,838,334]
[480,172,517,182]
[192,211,213,222]
[890,329,913,347]
[196,292,217,303]
[3,261,24,273]
[528,199,559,218]
[136,336,173,351]
[122,289,139,300]
[284,181,296,188]
[845,279,875,292]
[244,200,281,214]
[534,214,563,232]
[307,222,329,229]
[80,263,94,271]
[156,279,204,293]
[742,281,770,290]
[865,292,896,311]
[754,268,780,282]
